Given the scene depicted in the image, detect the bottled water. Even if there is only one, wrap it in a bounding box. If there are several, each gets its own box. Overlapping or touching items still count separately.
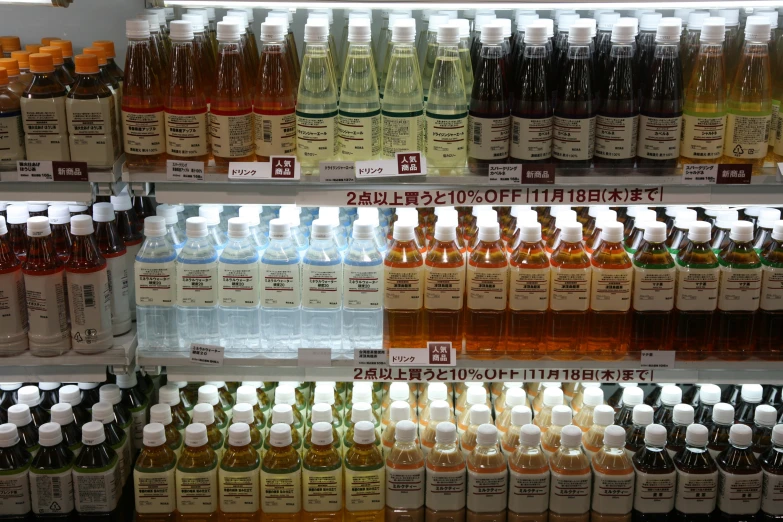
[260,219,301,354]
[199,205,228,254]
[134,216,178,350]
[342,220,384,350]
[279,205,310,255]
[302,219,343,353]
[176,217,220,349]
[260,205,280,229]
[238,205,269,254]
[319,206,348,254]
[357,207,389,255]
[299,207,316,228]
[218,218,261,352]
[156,204,185,254]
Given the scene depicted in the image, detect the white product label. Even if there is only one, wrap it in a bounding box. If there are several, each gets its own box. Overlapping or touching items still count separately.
[209,110,254,159]
[135,260,176,306]
[165,110,208,157]
[425,265,465,310]
[550,267,591,311]
[425,112,468,163]
[718,265,762,311]
[772,101,780,147]
[176,467,218,513]
[106,254,130,328]
[550,469,591,514]
[296,111,337,161]
[510,115,552,160]
[761,264,783,311]
[0,269,27,341]
[675,469,718,514]
[130,407,147,451]
[303,468,343,512]
[303,263,343,309]
[338,111,381,159]
[467,469,508,513]
[590,266,633,311]
[633,469,676,513]
[724,113,771,159]
[24,271,69,344]
[220,467,260,513]
[637,114,682,160]
[676,265,719,311]
[680,113,726,159]
[426,466,466,511]
[763,470,783,515]
[466,264,507,310]
[592,469,634,515]
[177,260,218,307]
[343,264,382,309]
[553,115,595,160]
[67,269,112,347]
[114,436,132,482]
[595,115,638,159]
[73,463,120,512]
[21,96,70,161]
[0,468,30,515]
[386,465,425,509]
[718,469,763,515]
[255,110,297,157]
[0,111,25,162]
[261,468,301,513]
[66,96,117,166]
[384,264,424,310]
[509,265,550,311]
[382,111,423,157]
[468,115,511,161]
[31,466,74,514]
[633,266,676,311]
[508,467,550,515]
[260,262,301,308]
[345,467,385,512]
[122,109,165,156]
[218,262,259,307]
[134,468,176,514]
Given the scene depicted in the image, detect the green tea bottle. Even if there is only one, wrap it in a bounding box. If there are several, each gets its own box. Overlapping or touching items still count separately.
[303,421,343,522]
[227,404,263,453]
[51,403,83,456]
[99,384,133,456]
[219,423,261,522]
[91,401,131,488]
[344,421,385,521]
[57,385,90,428]
[192,403,225,461]
[0,423,31,519]
[198,385,229,438]
[261,424,302,522]
[149,404,183,459]
[72,421,122,520]
[235,386,267,440]
[157,384,190,439]
[7,404,40,457]
[757,220,783,358]
[116,373,150,453]
[134,423,177,522]
[176,423,219,522]
[29,422,75,520]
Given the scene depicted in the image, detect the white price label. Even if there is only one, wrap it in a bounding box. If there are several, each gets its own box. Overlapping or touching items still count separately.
[166,160,205,182]
[389,342,456,367]
[640,350,676,369]
[488,164,522,184]
[16,160,53,181]
[320,161,356,183]
[355,152,427,178]
[189,343,225,366]
[228,157,301,180]
[682,164,718,185]
[354,348,388,366]
[298,348,332,367]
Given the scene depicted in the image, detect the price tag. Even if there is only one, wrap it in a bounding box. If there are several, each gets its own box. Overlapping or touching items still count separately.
[682,163,718,184]
[354,348,388,366]
[167,160,205,182]
[52,161,89,181]
[488,164,522,184]
[640,350,676,369]
[190,343,224,366]
[16,160,54,181]
[521,163,556,184]
[355,152,426,178]
[320,161,356,183]
[298,347,332,367]
[716,163,752,185]
[389,342,456,367]
[228,156,301,180]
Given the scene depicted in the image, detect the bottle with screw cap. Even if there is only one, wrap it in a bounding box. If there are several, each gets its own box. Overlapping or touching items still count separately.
[673,423,718,520]
[20,52,70,160]
[260,219,301,353]
[632,423,676,519]
[198,206,227,255]
[736,383,764,427]
[227,404,262,452]
[533,385,563,433]
[134,423,177,522]
[753,209,781,255]
[383,221,425,349]
[198,384,229,435]
[420,400,452,457]
[541,405,573,459]
[758,220,783,357]
[149,403,183,458]
[305,403,340,453]
[177,423,219,522]
[547,423,591,521]
[6,205,30,262]
[496,388,528,435]
[457,385,489,435]
[302,421,343,522]
[381,401,412,459]
[708,402,735,458]
[0,422,32,518]
[265,404,303,454]
[344,420,385,522]
[583,404,617,460]
[158,383,190,438]
[573,386,604,432]
[260,423,302,522]
[460,404,491,458]
[751,404,777,459]
[116,373,149,454]
[155,205,185,255]
[591,424,635,521]
[693,383,721,427]
[192,403,225,461]
[625,404,654,459]
[716,423,763,519]
[72,421,121,518]
[615,386,643,430]
[666,404,695,458]
[653,385,683,433]
[465,423,507,521]
[385,420,425,521]
[342,219,384,350]
[92,400,131,488]
[424,218,465,348]
[0,216,27,356]
[275,385,304,435]
[507,423,550,521]
[666,209,698,257]
[18,385,49,428]
[236,386,267,438]
[499,405,532,457]
[301,219,343,353]
[93,202,132,337]
[99,383,133,452]
[0,66,25,164]
[759,424,783,519]
[51,402,83,456]
[56,385,88,428]
[219,423,261,522]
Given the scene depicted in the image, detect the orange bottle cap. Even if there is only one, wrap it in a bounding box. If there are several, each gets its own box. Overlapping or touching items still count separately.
[92,40,116,58]
[0,36,21,53]
[10,51,30,69]
[0,59,20,76]
[0,68,8,86]
[39,46,64,65]
[25,44,41,54]
[50,40,73,58]
[82,47,107,66]
[29,53,54,73]
[74,54,99,75]
[41,37,60,46]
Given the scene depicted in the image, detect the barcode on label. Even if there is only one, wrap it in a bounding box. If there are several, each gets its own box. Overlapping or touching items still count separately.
[512,121,520,144]
[52,477,61,498]
[473,121,482,145]
[263,120,272,143]
[84,284,95,308]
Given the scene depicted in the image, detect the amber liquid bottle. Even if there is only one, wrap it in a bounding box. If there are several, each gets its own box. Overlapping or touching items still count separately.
[708,403,735,459]
[220,423,261,522]
[0,65,25,165]
[424,220,465,347]
[673,423,718,522]
[758,222,783,358]
[302,422,343,522]
[344,421,385,522]
[21,53,70,161]
[93,203,131,337]
[177,423,219,522]
[135,423,178,522]
[715,424,763,522]
[759,425,783,521]
[384,223,425,350]
[385,420,425,522]
[92,41,124,88]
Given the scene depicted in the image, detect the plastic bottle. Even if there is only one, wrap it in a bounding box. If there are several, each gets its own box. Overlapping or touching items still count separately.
[260,219,301,354]
[50,402,82,456]
[423,422,465,522]
[533,386,564,433]
[20,52,69,160]
[0,66,25,164]
[110,192,142,321]
[344,420,385,522]
[756,220,783,357]
[735,383,763,427]
[79,46,122,150]
[0,422,31,518]
[424,218,465,347]
[300,219,342,352]
[590,424,634,522]
[499,405,532,458]
[505,424,548,522]
[707,402,734,459]
[302,421,343,522]
[632,423,676,520]
[385,420,425,521]
[751,405,776,459]
[464,424,506,522]
[199,384,229,437]
[496,389,528,435]
[0,216,27,355]
[28,421,74,520]
[92,40,124,89]
[217,423,261,522]
[582,404,615,461]
[383,222,424,349]
[671,423,719,521]
[92,400,131,489]
[267,403,304,454]
[177,423,219,522]
[72,421,121,520]
[573,387,603,432]
[6,205,29,263]
[759,424,783,520]
[149,403,182,458]
[547,424,590,522]
[116,373,149,452]
[460,405,491,459]
[541,405,572,459]
[133,423,177,522]
[92,202,131,337]
[142,13,169,90]
[625,405,654,459]
[192,401,225,460]
[652,385,681,435]
[666,404,694,458]
[715,424,763,520]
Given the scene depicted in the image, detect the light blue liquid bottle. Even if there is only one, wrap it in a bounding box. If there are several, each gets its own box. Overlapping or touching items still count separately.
[319,206,348,254]
[342,220,384,351]
[199,205,228,254]
[156,204,186,254]
[238,205,270,254]
[134,216,178,350]
[218,218,261,353]
[302,219,343,354]
[260,219,301,355]
[176,217,220,349]
[261,205,280,230]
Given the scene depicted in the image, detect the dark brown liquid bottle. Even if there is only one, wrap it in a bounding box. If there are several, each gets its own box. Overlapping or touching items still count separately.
[716,424,763,522]
[0,423,32,520]
[673,423,718,522]
[708,403,736,459]
[616,387,644,430]
[653,386,683,434]
[736,384,764,427]
[758,221,783,358]
[752,405,778,459]
[666,404,694,458]
[759,425,783,521]
[20,53,69,161]
[93,203,131,337]
[625,404,653,460]
[632,424,675,521]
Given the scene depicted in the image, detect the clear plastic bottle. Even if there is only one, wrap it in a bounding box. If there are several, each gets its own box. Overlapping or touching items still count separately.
[219,423,261,522]
[500,405,532,457]
[625,405,654,459]
[7,404,39,457]
[72,421,121,520]
[0,216,27,356]
[134,423,177,522]
[301,219,343,352]
[496,389,528,436]
[752,405,777,459]
[111,191,143,321]
[591,425,634,522]
[92,400,131,488]
[672,423,718,521]
[302,422,343,522]
[694,384,721,428]
[548,424,591,522]
[382,402,412,459]
[466,424,507,522]
[583,404,616,461]
[541,405,572,459]
[736,383,764,427]
[0,422,31,518]
[199,206,227,255]
[654,385,683,433]
[266,404,303,455]
[615,386,643,430]
[425,422,465,522]
[716,424,763,520]
[92,202,131,337]
[460,405,491,459]
[198,384,229,437]
[385,420,425,522]
[177,423,219,522]
[708,403,735,459]
[28,422,74,520]
[149,403,183,458]
[632,424,676,520]
[344,421,385,522]
[260,219,301,354]
[506,424,549,522]
[667,404,694,458]
[759,424,783,520]
[383,222,424,349]
[573,386,604,432]
[192,403,225,462]
[156,205,185,255]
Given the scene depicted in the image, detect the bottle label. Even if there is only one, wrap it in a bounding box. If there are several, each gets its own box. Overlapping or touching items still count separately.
[425,111,468,162]
[772,100,780,148]
[592,468,634,515]
[553,115,596,161]
[338,110,382,159]
[675,469,718,514]
[345,465,385,512]
[718,265,762,311]
[30,465,74,514]
[632,266,676,311]
[343,264,382,309]
[177,260,218,307]
[176,466,218,513]
[675,264,719,311]
[302,467,343,512]
[73,459,120,512]
[135,259,176,306]
[590,266,633,311]
[510,115,552,160]
[384,264,424,310]
[255,109,297,157]
[66,96,117,166]
[113,436,132,482]
[724,113,771,159]
[24,271,69,343]
[637,114,682,159]
[106,254,130,326]
[509,265,550,311]
[220,466,260,513]
[260,262,301,308]
[467,468,507,513]
[680,112,726,159]
[134,467,176,514]
[296,110,337,161]
[0,268,27,341]
[508,466,549,515]
[67,269,112,348]
[130,406,147,451]
[550,469,591,514]
[425,265,465,311]
[382,110,423,157]
[550,266,591,311]
[761,264,783,311]
[165,109,209,157]
[209,109,254,159]
[122,108,165,156]
[775,103,783,155]
[261,466,302,514]
[386,465,425,509]
[718,469,763,515]
[303,263,343,308]
[218,261,260,307]
[468,114,511,161]
[0,111,25,162]
[426,464,466,511]
[0,467,30,515]
[633,469,676,513]
[595,115,638,160]
[20,96,70,160]
[762,469,783,515]
[466,264,507,310]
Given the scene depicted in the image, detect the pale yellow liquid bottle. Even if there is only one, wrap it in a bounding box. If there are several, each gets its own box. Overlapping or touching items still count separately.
[236,386,268,440]
[135,423,178,522]
[548,425,592,522]
[386,420,425,522]
[533,386,564,433]
[177,423,219,522]
[460,405,491,459]
[466,424,508,522]
[494,383,525,417]
[260,423,302,522]
[344,402,382,454]
[198,384,229,438]
[149,404,183,459]
[457,386,489,436]
[383,383,418,429]
[219,423,261,522]
[582,405,616,461]
[382,401,414,459]
[508,424,550,522]
[192,403,225,462]
[500,406,533,457]
[302,422,343,522]
[591,425,634,522]
[312,384,343,435]
[420,401,453,457]
[304,403,341,455]
[496,390,528,437]
[228,404,263,452]
[344,421,386,522]
[425,422,466,522]
[572,386,603,432]
[266,405,303,455]
[541,405,573,459]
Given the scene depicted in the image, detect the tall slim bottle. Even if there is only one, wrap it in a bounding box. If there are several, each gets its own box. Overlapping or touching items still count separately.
[591,425,634,522]
[218,218,260,351]
[20,53,69,160]
[716,424,763,521]
[757,220,783,358]
[466,424,507,522]
[260,219,301,354]
[342,220,383,350]
[92,400,131,490]
[0,216,28,356]
[177,423,219,522]
[673,424,718,521]
[548,424,591,522]
[72,422,122,522]
[384,222,424,349]
[93,203,132,337]
[759,424,783,520]
[425,422,465,522]
[507,424,549,522]
[219,423,261,522]
[303,422,343,522]
[111,191,143,322]
[385,420,425,521]
[29,422,75,522]
[344,421,385,522]
[149,404,183,458]
[134,423,177,522]
[79,46,121,151]
[301,219,342,352]
[424,219,464,347]
[0,66,25,164]
[632,424,675,521]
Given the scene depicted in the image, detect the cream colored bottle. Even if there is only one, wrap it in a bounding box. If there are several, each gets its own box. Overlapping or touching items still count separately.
[496,389,528,437]
[383,383,418,428]
[466,424,508,522]
[582,405,616,461]
[219,423,261,522]
[460,405,491,459]
[457,386,489,436]
[548,424,592,522]
[591,425,634,522]
[533,386,564,432]
[494,383,526,417]
[572,386,603,432]
[508,424,550,522]
[383,401,414,459]
[420,383,452,430]
[344,420,386,522]
[501,406,533,458]
[421,401,453,457]
[541,405,573,459]
[177,423,219,522]
[386,420,425,522]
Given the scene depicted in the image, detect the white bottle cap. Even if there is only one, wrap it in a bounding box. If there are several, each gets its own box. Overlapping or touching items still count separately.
[428,383,448,402]
[552,405,573,426]
[643,222,667,243]
[158,384,181,406]
[453,18,470,39]
[348,17,371,43]
[773,425,783,446]
[0,424,19,447]
[185,217,208,238]
[567,22,592,45]
[198,205,220,226]
[599,12,622,31]
[275,384,296,406]
[701,17,726,42]
[716,210,739,230]
[140,422,166,448]
[144,216,166,237]
[50,403,74,426]
[6,205,28,225]
[745,16,771,40]
[185,423,208,447]
[78,382,99,391]
[755,405,777,427]
[656,17,682,42]
[198,385,219,406]
[260,20,287,42]
[272,404,294,425]
[192,403,215,425]
[311,403,333,424]
[47,205,71,225]
[436,422,457,444]
[593,221,622,244]
[772,220,783,242]
[91,402,114,424]
[156,204,178,226]
[603,424,626,447]
[58,385,80,406]
[685,221,711,243]
[470,404,491,425]
[26,216,50,237]
[37,422,63,447]
[475,423,497,446]
[640,12,663,31]
[660,385,682,406]
[560,222,583,243]
[392,19,416,43]
[126,19,150,38]
[611,19,637,43]
[687,11,710,30]
[238,206,261,227]
[673,404,694,425]
[353,420,376,445]
[513,424,540,448]
[673,209,697,230]
[644,423,667,445]
[304,21,328,43]
[478,223,500,242]
[505,388,527,408]
[559,424,581,447]
[713,403,735,425]
[308,219,332,242]
[633,404,654,425]
[759,208,782,229]
[116,373,137,390]
[543,386,564,407]
[226,217,250,239]
[17,386,40,407]
[430,401,451,422]
[81,421,106,446]
[228,423,251,447]
[583,387,604,407]
[348,220,374,241]
[226,9,249,27]
[150,403,173,426]
[7,404,31,427]
[311,385,335,408]
[467,386,487,407]
[697,384,720,406]
[169,19,194,40]
[729,423,753,447]
[352,385,373,405]
[91,202,114,223]
[217,20,242,41]
[480,21,505,45]
[516,222,541,243]
[511,405,532,427]
[69,205,88,214]
[437,24,460,45]
[268,218,291,240]
[593,404,615,426]
[434,220,458,242]
[730,221,754,242]
[311,422,334,446]
[395,420,417,443]
[524,21,549,45]
[741,384,763,403]
[684,423,708,446]
[390,401,411,423]
[554,209,577,231]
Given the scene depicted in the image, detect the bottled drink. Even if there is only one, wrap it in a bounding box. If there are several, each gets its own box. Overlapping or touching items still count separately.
[759,424,783,520]
[28,422,74,520]
[182,14,214,107]
[708,403,735,459]
[541,404,571,459]
[458,386,490,436]
[625,404,654,459]
[752,405,777,458]
[80,46,122,149]
[116,373,149,452]
[673,423,718,521]
[736,383,764,427]
[302,422,343,522]
[91,40,124,88]
[425,422,465,522]
[466,424,507,522]
[301,219,342,352]
[382,402,412,458]
[149,403,183,458]
[92,203,131,337]
[134,423,177,522]
[573,386,603,432]
[500,405,532,457]
[58,385,90,429]
[92,400,131,489]
[266,404,304,454]
[341,220,383,350]
[0,423,31,520]
[420,401,452,457]
[344,420,385,522]
[495,388,527,434]
[548,424,591,522]
[51,402,83,455]
[385,420,425,521]
[667,404,694,457]
[632,424,676,520]
[199,384,230,437]
[758,220,783,357]
[219,423,261,522]
[156,205,185,255]
[693,384,720,427]
[421,14,451,102]
[0,216,27,356]
[383,222,424,349]
[20,53,69,160]
[716,424,763,521]
[199,206,227,255]
[111,192,143,321]
[142,14,169,90]
[424,218,464,347]
[72,421,121,521]
[5,206,28,264]
[590,425,634,521]
[583,404,616,460]
[260,219,301,353]
[460,405,491,458]
[533,386,563,433]
[653,385,682,434]
[8,404,39,456]
[506,424,549,522]
[0,66,25,164]
[177,423,219,522]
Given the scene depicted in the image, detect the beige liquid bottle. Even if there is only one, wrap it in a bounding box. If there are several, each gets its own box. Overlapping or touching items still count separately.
[591,425,634,522]
[460,405,491,459]
[533,386,564,433]
[261,423,303,522]
[508,424,550,522]
[177,423,219,522]
[220,423,261,522]
[134,423,178,522]
[421,401,453,457]
[383,402,414,459]
[344,421,386,522]
[496,389,528,438]
[466,424,508,522]
[425,422,466,522]
[457,387,489,436]
[541,405,573,460]
[383,383,418,429]
[582,405,616,461]
[494,384,526,417]
[500,406,533,458]
[302,422,343,522]
[548,424,592,522]
[573,386,603,432]
[420,383,452,431]
[386,420,425,522]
